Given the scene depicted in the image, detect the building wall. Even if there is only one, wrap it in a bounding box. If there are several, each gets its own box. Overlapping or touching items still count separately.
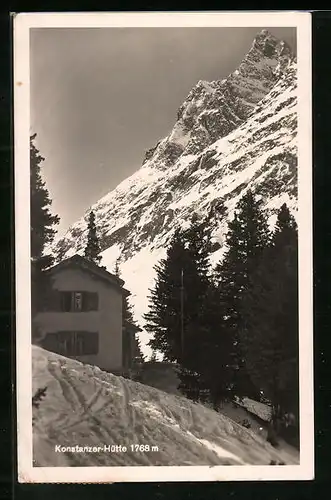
[35,267,123,372]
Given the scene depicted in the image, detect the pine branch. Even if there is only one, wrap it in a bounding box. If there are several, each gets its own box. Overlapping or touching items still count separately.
[32,386,48,410]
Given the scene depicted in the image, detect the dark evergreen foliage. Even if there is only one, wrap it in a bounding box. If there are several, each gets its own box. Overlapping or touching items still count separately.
[133,336,145,366]
[32,386,48,427]
[215,189,270,399]
[145,213,231,404]
[30,134,60,263]
[32,386,48,409]
[55,241,67,263]
[84,210,102,265]
[178,365,209,403]
[240,203,299,423]
[145,227,187,362]
[143,192,299,435]
[30,134,59,333]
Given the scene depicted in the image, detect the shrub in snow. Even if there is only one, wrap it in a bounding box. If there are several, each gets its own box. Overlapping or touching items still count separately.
[32,386,47,426]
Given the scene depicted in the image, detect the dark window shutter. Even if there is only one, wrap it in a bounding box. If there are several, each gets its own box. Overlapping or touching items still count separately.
[83,292,99,311]
[42,289,62,312]
[82,292,89,311]
[93,293,99,311]
[90,292,99,311]
[52,290,63,312]
[82,332,99,354]
[61,292,72,312]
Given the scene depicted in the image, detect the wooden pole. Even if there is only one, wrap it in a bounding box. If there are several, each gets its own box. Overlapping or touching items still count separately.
[180,268,184,359]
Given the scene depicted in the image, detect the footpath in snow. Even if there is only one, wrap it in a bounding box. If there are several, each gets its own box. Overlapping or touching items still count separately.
[32,346,299,467]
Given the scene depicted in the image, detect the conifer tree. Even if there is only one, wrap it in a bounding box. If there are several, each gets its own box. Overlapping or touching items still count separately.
[84,210,102,265]
[215,189,270,399]
[133,337,145,365]
[178,365,209,403]
[182,213,233,405]
[30,134,59,326]
[54,241,67,263]
[241,204,298,424]
[145,213,230,404]
[146,215,215,365]
[30,134,60,265]
[145,228,187,362]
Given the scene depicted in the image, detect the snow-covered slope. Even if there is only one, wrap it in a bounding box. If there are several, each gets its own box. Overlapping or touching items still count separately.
[53,30,297,356]
[33,346,299,466]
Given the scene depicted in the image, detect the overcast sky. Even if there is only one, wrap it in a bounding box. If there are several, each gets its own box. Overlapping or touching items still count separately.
[30,27,296,236]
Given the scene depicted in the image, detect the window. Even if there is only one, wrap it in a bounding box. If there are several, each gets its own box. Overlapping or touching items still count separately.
[74,292,83,311]
[42,331,99,356]
[60,292,98,312]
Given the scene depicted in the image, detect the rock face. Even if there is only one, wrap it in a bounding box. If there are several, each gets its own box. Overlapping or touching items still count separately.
[53,30,297,353]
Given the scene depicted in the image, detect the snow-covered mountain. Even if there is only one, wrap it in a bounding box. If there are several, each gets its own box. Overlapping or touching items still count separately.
[53,30,297,356]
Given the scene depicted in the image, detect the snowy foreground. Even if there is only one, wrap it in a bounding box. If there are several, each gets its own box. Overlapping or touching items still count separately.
[32,346,299,467]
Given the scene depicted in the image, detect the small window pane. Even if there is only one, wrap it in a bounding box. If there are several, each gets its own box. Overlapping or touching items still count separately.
[74,292,83,311]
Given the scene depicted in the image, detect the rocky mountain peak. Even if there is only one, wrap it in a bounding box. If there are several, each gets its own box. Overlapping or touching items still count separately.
[143,31,294,168]
[53,30,298,348]
[252,29,292,57]
[247,29,294,75]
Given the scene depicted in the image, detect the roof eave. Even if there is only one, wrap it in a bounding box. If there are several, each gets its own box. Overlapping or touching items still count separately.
[48,255,128,293]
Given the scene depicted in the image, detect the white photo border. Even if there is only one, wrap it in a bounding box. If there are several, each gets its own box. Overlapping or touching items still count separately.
[14,11,313,483]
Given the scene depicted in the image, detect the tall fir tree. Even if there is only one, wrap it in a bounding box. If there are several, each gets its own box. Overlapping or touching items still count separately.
[30,134,59,332]
[215,189,270,399]
[84,210,102,265]
[54,240,67,263]
[145,227,187,362]
[133,336,145,366]
[240,204,299,428]
[30,134,59,265]
[181,212,232,406]
[146,215,214,364]
[145,213,230,404]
